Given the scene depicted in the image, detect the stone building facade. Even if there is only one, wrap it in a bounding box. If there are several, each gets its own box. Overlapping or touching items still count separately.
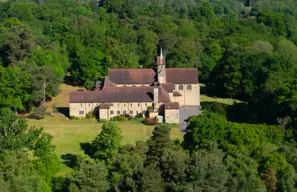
[69,48,200,123]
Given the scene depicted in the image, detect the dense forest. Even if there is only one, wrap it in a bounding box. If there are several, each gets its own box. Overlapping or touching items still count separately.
[1,0,297,125]
[1,0,297,191]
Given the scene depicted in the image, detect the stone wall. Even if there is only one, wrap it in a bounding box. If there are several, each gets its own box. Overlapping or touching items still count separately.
[165,109,179,124]
[172,84,200,106]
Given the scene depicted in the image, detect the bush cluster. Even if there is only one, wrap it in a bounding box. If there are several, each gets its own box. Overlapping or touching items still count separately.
[110,114,132,121]
[69,116,85,120]
[142,117,158,125]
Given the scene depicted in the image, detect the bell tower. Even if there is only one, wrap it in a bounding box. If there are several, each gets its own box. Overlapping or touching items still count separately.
[157,47,166,83]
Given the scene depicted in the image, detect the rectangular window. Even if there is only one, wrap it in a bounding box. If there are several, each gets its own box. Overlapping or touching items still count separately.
[123,111,127,114]
[187,85,192,90]
[88,103,91,107]
[124,103,126,107]
[79,111,84,115]
[117,111,120,115]
[130,103,132,107]
[145,103,147,106]
[179,85,183,90]
[136,110,138,114]
[110,111,114,115]
[80,103,83,107]
[138,103,140,107]
[130,110,133,115]
[117,103,120,107]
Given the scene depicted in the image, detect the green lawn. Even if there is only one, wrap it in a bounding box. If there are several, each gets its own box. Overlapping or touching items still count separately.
[27,116,183,176]
[27,117,182,157]
[200,95,242,105]
[199,83,242,105]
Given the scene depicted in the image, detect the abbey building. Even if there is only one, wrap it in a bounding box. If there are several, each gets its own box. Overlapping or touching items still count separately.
[69,48,200,123]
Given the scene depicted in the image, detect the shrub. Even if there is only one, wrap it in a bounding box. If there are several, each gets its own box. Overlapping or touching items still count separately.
[147,106,153,112]
[30,106,48,120]
[70,116,85,120]
[135,113,144,118]
[110,114,132,121]
[202,102,227,117]
[52,103,58,113]
[142,117,158,125]
[86,111,95,120]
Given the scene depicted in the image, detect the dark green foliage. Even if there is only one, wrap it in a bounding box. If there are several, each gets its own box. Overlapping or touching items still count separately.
[69,161,110,192]
[0,150,51,192]
[184,112,297,191]
[91,122,122,160]
[184,142,230,192]
[30,106,48,119]
[0,108,60,191]
[146,124,172,163]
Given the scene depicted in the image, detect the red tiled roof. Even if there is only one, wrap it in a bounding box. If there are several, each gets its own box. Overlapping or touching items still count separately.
[160,83,173,93]
[99,103,113,109]
[108,69,156,84]
[166,68,198,84]
[173,91,182,97]
[164,102,179,109]
[108,68,198,85]
[102,77,115,88]
[70,86,170,103]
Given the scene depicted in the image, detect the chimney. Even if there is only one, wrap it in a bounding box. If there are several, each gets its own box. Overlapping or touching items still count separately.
[153,87,159,110]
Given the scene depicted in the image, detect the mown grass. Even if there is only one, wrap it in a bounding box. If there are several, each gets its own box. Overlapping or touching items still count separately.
[200,95,242,105]
[27,116,183,176]
[199,83,242,105]
[27,117,182,157]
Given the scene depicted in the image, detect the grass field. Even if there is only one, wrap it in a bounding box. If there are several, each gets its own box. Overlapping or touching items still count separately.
[200,95,242,105]
[27,117,182,158]
[199,83,242,105]
[27,117,182,176]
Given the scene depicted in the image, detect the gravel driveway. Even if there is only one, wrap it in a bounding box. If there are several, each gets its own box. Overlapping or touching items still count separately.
[179,106,202,135]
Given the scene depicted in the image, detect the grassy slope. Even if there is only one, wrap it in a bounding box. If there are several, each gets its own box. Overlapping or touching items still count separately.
[27,84,183,176]
[27,117,182,158]
[199,83,242,105]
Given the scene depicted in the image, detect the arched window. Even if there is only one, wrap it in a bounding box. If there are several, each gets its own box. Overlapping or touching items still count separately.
[178,85,183,90]
[187,84,192,90]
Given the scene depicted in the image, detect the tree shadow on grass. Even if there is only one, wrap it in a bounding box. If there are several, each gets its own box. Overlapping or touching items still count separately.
[57,107,69,118]
[201,101,261,124]
[61,153,82,168]
[80,142,93,157]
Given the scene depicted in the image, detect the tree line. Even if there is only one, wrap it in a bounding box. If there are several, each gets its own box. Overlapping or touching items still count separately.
[1,110,295,191]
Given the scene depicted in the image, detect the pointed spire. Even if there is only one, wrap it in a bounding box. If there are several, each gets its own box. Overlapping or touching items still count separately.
[157,46,164,65]
[160,46,163,58]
